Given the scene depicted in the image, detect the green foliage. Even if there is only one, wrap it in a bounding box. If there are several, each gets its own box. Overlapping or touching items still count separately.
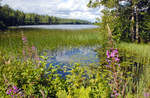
[0,55,67,97]
[118,42,150,96]
[88,0,150,43]
[0,28,111,97]
[0,29,150,97]
[0,53,112,97]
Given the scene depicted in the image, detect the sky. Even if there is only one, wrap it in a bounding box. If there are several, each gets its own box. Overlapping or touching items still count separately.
[1,0,103,22]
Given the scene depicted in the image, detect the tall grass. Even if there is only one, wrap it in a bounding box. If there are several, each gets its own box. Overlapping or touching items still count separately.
[119,42,150,58]
[0,28,102,55]
[1,28,150,97]
[118,42,150,97]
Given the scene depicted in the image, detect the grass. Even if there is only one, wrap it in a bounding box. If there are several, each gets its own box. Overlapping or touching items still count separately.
[1,28,150,97]
[118,42,150,97]
[119,42,150,58]
[0,28,102,55]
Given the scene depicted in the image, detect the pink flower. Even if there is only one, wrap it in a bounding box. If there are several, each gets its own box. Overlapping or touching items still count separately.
[115,93,119,96]
[22,37,26,41]
[6,89,12,95]
[113,90,117,93]
[113,49,118,54]
[32,46,36,51]
[106,50,110,58]
[144,92,150,97]
[6,86,19,95]
[22,34,27,43]
[115,57,120,62]
[22,49,25,55]
[110,52,115,58]
[13,86,17,90]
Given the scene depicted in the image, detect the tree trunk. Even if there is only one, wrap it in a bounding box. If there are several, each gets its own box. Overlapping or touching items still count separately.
[131,10,135,42]
[135,6,140,43]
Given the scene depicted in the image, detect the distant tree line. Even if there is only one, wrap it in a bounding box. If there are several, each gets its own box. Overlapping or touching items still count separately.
[0,4,90,30]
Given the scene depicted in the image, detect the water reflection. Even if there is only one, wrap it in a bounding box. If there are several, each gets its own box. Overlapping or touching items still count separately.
[45,46,100,67]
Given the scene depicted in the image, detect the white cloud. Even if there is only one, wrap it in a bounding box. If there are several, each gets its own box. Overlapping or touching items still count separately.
[1,0,103,22]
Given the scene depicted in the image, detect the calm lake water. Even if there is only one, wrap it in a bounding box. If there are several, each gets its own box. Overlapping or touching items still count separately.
[12,24,99,30]
[44,46,100,77]
[44,46,100,67]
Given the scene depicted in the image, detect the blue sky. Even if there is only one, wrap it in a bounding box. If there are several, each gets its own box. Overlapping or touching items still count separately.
[1,0,103,22]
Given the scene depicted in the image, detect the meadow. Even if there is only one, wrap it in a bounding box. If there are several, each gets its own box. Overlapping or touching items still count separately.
[0,28,150,97]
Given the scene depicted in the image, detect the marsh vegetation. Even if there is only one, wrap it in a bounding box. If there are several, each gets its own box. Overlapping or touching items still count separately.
[0,0,150,97]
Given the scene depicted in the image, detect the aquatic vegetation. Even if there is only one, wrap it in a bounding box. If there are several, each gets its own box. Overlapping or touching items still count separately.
[0,28,101,55]
[0,28,150,97]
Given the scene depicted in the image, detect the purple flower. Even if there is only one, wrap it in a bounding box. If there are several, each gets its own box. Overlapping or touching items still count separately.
[105,65,110,67]
[144,92,150,97]
[115,93,119,96]
[113,49,118,54]
[32,46,36,51]
[22,36,27,42]
[6,89,12,95]
[6,86,20,96]
[111,94,114,97]
[12,86,19,93]
[22,34,27,43]
[106,50,110,58]
[115,57,120,62]
[110,52,115,58]
[13,86,17,90]
[22,49,25,55]
[113,90,117,93]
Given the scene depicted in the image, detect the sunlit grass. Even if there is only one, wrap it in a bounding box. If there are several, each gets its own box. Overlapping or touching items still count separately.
[118,42,150,96]
[0,28,102,55]
[119,42,150,58]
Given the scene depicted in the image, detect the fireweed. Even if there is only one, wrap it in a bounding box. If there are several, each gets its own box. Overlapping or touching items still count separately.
[6,85,21,96]
[105,48,128,97]
[22,33,39,63]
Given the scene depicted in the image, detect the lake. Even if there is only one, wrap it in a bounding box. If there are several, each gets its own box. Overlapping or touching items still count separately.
[11,24,99,30]
[45,46,100,67]
[44,46,100,77]
[1,25,101,77]
[2,25,101,68]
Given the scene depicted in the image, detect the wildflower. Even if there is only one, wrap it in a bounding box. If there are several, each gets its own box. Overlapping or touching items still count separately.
[115,93,119,97]
[110,52,115,58]
[105,65,110,67]
[6,85,19,96]
[32,45,36,51]
[106,50,110,58]
[144,92,150,97]
[115,57,120,62]
[6,89,12,95]
[113,49,118,54]
[22,36,26,41]
[113,90,117,93]
[111,94,114,97]
[12,86,19,94]
[22,33,27,43]
[22,49,25,55]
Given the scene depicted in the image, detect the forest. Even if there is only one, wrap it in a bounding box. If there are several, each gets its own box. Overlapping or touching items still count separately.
[89,0,150,43]
[0,4,90,30]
